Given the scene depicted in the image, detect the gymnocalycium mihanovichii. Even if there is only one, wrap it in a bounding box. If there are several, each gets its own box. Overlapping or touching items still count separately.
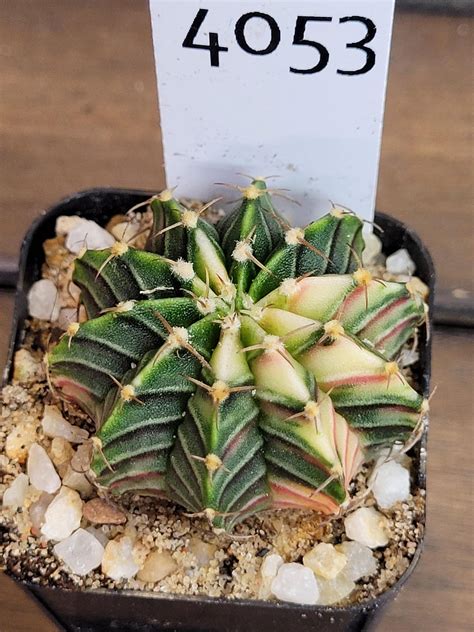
[48,179,427,531]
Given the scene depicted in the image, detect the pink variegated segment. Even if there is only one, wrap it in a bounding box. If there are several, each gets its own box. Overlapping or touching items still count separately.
[254,275,424,359]
[268,478,341,514]
[298,334,420,405]
[51,376,101,423]
[255,275,353,320]
[316,396,365,488]
[254,357,364,511]
[251,347,314,409]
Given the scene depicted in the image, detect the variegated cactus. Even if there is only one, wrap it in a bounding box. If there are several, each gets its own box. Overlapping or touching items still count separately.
[49,180,426,530]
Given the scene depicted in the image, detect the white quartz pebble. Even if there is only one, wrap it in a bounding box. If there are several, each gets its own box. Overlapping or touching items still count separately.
[271,563,320,605]
[86,526,109,548]
[375,445,411,470]
[303,542,347,580]
[57,307,79,331]
[386,248,416,276]
[362,232,383,266]
[188,537,218,567]
[344,507,389,549]
[261,553,284,580]
[372,460,410,509]
[41,486,83,541]
[2,473,29,509]
[55,215,82,236]
[65,218,115,254]
[27,443,61,494]
[41,405,88,444]
[258,553,284,600]
[102,536,141,580]
[62,466,93,498]
[335,542,377,581]
[54,528,104,576]
[27,279,60,321]
[137,550,178,583]
[317,573,356,605]
[29,492,55,533]
[110,221,143,245]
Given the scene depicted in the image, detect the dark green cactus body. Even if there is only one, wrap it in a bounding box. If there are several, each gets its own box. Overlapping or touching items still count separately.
[74,248,178,318]
[92,316,220,496]
[50,298,203,421]
[168,387,270,530]
[218,179,284,302]
[147,195,187,259]
[147,192,229,294]
[166,318,271,530]
[248,210,364,302]
[49,184,427,531]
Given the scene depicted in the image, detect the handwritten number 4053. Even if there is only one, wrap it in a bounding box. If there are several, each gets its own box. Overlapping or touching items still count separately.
[182,10,377,75]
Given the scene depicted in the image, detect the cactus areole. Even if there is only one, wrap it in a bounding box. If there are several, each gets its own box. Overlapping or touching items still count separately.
[49,180,427,531]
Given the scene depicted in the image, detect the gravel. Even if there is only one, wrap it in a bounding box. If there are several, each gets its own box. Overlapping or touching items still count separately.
[344,507,390,549]
[64,218,115,254]
[27,444,61,494]
[0,200,427,607]
[271,563,320,605]
[41,486,83,541]
[54,528,104,576]
[372,460,411,509]
[27,279,60,321]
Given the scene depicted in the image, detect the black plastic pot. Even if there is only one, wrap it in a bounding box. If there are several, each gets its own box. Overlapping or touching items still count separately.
[3,189,435,632]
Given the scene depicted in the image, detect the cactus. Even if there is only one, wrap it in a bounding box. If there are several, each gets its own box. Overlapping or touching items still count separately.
[49,180,427,530]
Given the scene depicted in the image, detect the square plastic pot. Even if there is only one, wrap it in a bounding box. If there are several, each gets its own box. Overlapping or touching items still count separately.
[3,188,435,632]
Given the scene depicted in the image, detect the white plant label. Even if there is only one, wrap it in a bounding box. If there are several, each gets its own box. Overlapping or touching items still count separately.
[150,0,395,223]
